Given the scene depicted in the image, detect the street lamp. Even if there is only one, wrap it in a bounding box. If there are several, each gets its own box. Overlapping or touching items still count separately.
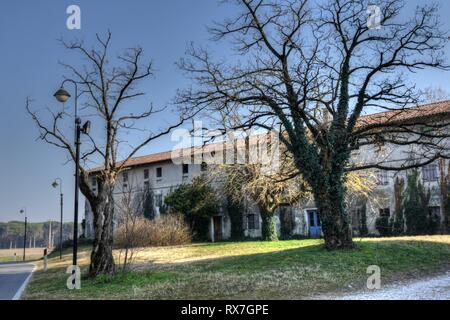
[19,207,27,261]
[53,80,91,273]
[52,178,64,259]
[53,88,71,103]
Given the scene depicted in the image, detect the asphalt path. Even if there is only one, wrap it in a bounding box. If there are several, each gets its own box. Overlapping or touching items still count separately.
[0,262,35,300]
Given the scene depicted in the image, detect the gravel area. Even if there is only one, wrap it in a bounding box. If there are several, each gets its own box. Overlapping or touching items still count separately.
[324,272,450,300]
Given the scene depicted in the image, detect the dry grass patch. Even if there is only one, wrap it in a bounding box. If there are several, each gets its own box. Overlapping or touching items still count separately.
[0,247,47,262]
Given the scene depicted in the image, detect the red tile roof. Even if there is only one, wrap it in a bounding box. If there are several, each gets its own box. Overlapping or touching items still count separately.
[357,100,450,127]
[89,100,450,173]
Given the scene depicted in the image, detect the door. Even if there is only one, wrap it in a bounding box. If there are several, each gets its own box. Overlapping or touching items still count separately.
[307,209,322,238]
[213,216,223,241]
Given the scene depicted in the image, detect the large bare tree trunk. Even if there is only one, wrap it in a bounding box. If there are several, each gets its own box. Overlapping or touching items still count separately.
[314,180,354,250]
[88,179,115,277]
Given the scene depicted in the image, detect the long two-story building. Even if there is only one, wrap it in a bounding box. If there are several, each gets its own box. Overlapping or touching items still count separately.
[84,101,450,241]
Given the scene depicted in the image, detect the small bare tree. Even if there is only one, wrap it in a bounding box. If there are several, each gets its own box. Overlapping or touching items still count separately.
[218,144,310,240]
[115,185,147,272]
[27,32,198,276]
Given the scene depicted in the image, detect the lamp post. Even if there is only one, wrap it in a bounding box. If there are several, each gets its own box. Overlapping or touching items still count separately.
[54,80,91,273]
[52,178,64,259]
[19,207,27,261]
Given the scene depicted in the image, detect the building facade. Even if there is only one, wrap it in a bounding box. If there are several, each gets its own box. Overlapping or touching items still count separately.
[85,101,450,241]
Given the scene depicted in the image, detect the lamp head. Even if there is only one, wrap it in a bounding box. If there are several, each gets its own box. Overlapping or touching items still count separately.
[82,120,91,135]
[53,87,71,103]
[52,181,59,189]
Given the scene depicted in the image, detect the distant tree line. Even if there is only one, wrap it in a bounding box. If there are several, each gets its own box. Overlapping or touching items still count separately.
[0,221,75,249]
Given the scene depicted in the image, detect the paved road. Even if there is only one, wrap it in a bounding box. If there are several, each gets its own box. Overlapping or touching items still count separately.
[0,262,35,300]
[325,272,450,300]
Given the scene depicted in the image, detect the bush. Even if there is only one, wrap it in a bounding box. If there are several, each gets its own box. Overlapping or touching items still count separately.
[403,169,430,235]
[114,215,192,248]
[359,203,369,237]
[375,216,391,237]
[427,211,441,235]
[164,177,219,241]
[61,237,93,249]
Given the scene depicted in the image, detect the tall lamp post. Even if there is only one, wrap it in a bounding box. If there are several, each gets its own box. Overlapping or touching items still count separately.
[52,178,64,259]
[19,207,27,261]
[53,80,91,272]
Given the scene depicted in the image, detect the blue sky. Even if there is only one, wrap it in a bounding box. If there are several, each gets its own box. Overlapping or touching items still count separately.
[0,0,449,223]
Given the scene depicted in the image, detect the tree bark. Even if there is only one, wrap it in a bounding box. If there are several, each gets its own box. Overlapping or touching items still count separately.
[81,176,116,277]
[259,206,278,241]
[314,181,355,250]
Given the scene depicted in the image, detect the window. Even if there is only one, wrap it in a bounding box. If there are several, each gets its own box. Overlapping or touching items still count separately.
[201,162,207,172]
[379,208,390,217]
[247,214,259,230]
[143,180,149,189]
[155,194,163,207]
[376,170,389,185]
[122,172,128,188]
[422,164,438,182]
[143,169,149,180]
[182,164,189,175]
[156,167,162,179]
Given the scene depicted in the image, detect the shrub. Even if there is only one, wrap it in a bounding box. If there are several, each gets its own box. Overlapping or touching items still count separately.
[375,216,391,237]
[62,237,93,249]
[359,203,369,237]
[143,187,156,220]
[114,215,192,249]
[164,177,219,241]
[427,211,441,235]
[403,169,430,235]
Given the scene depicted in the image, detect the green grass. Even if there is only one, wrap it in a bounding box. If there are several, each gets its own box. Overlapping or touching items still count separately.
[23,236,450,299]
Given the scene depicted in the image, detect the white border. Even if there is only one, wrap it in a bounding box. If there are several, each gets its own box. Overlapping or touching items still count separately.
[12,264,36,300]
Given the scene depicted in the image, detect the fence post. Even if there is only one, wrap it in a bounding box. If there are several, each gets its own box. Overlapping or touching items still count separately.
[43,248,48,272]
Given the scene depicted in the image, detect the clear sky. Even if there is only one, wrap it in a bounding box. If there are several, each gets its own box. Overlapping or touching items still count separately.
[0,0,449,223]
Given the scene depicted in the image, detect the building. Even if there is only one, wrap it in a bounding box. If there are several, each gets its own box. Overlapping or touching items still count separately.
[85,101,450,240]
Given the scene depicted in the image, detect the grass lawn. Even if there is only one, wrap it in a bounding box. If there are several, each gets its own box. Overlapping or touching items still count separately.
[23,236,450,299]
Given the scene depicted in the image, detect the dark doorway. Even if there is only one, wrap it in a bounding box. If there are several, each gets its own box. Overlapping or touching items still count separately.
[213,216,223,241]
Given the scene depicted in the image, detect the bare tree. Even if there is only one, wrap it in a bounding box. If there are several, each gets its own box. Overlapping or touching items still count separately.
[27,32,197,276]
[115,184,146,272]
[178,0,450,249]
[218,142,310,240]
[422,86,450,104]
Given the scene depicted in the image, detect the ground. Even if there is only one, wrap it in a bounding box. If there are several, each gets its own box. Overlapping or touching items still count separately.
[0,262,35,299]
[322,271,450,300]
[23,236,450,299]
